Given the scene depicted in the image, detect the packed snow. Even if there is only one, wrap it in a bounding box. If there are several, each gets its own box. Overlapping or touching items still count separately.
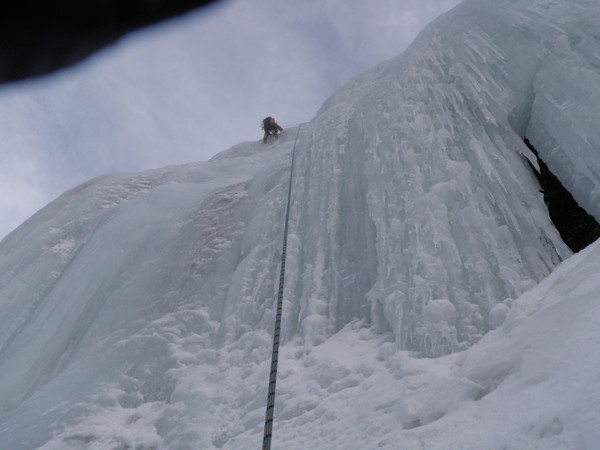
[1,0,599,448]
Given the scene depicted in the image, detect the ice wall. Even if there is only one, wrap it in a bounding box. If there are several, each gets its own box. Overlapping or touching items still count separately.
[0,139,297,442]
[283,0,600,355]
[0,0,599,447]
[523,4,600,222]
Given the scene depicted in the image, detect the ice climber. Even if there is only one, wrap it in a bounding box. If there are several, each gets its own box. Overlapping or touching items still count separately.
[262,116,283,143]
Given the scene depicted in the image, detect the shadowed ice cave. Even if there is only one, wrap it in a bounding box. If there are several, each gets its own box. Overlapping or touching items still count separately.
[524,138,600,252]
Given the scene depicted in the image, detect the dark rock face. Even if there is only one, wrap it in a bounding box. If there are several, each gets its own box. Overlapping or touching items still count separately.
[524,138,600,253]
[0,0,221,83]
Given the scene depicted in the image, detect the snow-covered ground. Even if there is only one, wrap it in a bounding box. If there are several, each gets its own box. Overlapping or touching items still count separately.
[0,0,599,448]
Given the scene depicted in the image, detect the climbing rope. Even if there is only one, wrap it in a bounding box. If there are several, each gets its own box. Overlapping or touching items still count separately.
[281,122,304,128]
[262,126,301,450]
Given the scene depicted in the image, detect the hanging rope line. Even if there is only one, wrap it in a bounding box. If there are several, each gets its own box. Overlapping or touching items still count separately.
[262,126,301,450]
[281,122,304,128]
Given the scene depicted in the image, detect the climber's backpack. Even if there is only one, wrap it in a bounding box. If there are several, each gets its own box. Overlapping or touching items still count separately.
[262,117,272,131]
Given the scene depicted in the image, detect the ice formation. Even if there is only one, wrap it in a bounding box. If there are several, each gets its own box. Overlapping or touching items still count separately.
[0,0,599,448]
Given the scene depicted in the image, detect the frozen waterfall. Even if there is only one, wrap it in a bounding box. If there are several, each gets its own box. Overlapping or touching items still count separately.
[1,0,599,448]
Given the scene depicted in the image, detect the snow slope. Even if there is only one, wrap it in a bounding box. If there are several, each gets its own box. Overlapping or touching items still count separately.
[1,0,599,448]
